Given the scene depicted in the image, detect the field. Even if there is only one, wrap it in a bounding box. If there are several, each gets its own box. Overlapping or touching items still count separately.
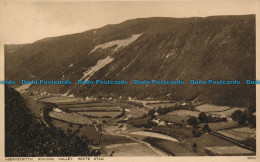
[66,106,121,112]
[39,96,84,103]
[184,134,235,148]
[51,119,100,143]
[151,125,194,139]
[143,137,198,156]
[195,104,230,112]
[205,146,255,156]
[217,127,256,141]
[122,105,146,119]
[198,121,238,131]
[102,142,162,156]
[167,110,200,117]
[147,102,177,109]
[78,112,123,118]
[158,114,188,124]
[58,103,115,108]
[208,107,247,117]
[49,111,92,124]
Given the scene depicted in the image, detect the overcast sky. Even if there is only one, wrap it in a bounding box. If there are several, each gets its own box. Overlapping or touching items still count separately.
[1,0,257,44]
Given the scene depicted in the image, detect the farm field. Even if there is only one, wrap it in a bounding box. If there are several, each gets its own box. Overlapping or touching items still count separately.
[198,121,238,131]
[217,127,256,141]
[167,110,200,117]
[130,131,178,142]
[122,105,146,119]
[147,102,178,109]
[184,134,235,148]
[66,106,121,112]
[49,111,92,124]
[205,146,255,156]
[195,104,230,112]
[151,125,194,139]
[39,96,84,103]
[102,142,162,156]
[58,103,115,108]
[143,137,199,156]
[208,107,247,117]
[78,112,123,118]
[158,114,189,124]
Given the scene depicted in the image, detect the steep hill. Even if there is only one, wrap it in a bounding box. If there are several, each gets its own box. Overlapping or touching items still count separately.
[5,15,256,107]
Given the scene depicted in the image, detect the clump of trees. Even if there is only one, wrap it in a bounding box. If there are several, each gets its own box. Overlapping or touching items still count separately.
[198,112,227,123]
[231,107,256,127]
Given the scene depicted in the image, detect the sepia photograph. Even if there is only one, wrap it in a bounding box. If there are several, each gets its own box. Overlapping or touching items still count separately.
[0,0,259,161]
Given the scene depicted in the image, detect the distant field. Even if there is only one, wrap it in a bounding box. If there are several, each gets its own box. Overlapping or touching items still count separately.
[50,119,101,144]
[123,106,146,119]
[67,106,122,112]
[39,96,84,103]
[167,110,200,117]
[217,127,256,141]
[184,134,235,148]
[208,107,247,117]
[151,125,193,139]
[78,111,123,118]
[102,142,161,156]
[49,111,92,124]
[143,137,198,156]
[158,115,188,124]
[195,104,230,112]
[205,146,255,156]
[198,121,238,131]
[147,103,177,109]
[58,103,115,108]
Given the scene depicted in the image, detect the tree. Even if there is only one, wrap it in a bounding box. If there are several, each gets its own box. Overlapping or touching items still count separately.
[187,117,198,127]
[148,109,156,120]
[198,112,208,123]
[202,124,211,133]
[231,110,243,121]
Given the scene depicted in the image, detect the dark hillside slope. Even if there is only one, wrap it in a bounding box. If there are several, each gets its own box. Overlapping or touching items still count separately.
[5,15,256,107]
[5,86,92,156]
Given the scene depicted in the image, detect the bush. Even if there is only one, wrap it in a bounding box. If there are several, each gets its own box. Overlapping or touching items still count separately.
[187,117,198,127]
[198,112,208,123]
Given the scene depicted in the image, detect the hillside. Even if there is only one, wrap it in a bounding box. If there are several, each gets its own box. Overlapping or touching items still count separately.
[5,15,256,107]
[5,86,96,156]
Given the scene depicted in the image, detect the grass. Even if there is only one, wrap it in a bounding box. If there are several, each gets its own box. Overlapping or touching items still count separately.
[208,107,247,117]
[49,111,92,124]
[67,107,121,112]
[198,121,238,131]
[184,134,235,148]
[143,137,198,156]
[158,114,189,124]
[195,104,230,112]
[78,112,122,118]
[151,125,194,139]
[167,110,200,117]
[217,127,256,141]
[50,119,101,144]
[147,102,177,109]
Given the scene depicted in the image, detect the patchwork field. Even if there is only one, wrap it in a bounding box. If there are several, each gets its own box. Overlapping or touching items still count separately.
[78,112,123,118]
[49,111,92,124]
[102,142,162,156]
[147,102,178,109]
[198,121,238,131]
[158,114,188,124]
[217,127,256,141]
[205,146,255,156]
[39,96,84,103]
[58,103,115,108]
[167,110,200,117]
[208,107,247,117]
[67,107,121,112]
[195,104,230,112]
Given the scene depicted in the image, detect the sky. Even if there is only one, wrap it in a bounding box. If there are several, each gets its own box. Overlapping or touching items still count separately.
[0,0,258,44]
